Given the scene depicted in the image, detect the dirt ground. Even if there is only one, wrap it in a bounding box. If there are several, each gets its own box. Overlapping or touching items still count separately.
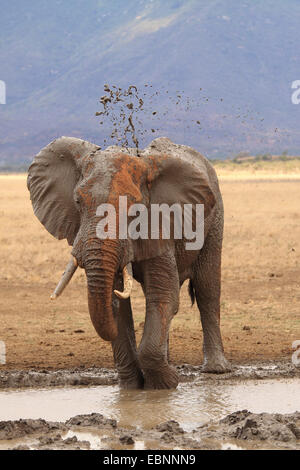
[0,170,299,370]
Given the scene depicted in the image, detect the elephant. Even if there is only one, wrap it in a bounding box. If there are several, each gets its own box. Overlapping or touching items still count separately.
[27,136,230,389]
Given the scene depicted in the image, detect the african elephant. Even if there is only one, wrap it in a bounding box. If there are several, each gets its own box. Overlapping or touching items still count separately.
[27,136,230,389]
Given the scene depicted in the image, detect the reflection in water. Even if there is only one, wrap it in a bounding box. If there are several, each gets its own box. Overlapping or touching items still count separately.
[0,378,299,432]
[115,384,233,430]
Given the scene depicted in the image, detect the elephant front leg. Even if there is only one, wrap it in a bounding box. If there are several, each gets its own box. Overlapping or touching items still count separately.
[111,289,144,389]
[138,253,179,389]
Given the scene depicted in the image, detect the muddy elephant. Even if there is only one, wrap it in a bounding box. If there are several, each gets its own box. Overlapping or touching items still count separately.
[27,136,230,389]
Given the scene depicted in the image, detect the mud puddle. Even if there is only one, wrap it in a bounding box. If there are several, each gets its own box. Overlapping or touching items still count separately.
[0,376,299,450]
[2,379,300,429]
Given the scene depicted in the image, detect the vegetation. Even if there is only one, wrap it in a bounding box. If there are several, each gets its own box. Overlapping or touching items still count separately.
[0,163,29,173]
[212,154,300,174]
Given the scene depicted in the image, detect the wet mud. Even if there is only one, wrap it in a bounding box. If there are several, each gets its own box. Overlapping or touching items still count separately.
[0,361,299,450]
[1,410,300,450]
[0,360,298,390]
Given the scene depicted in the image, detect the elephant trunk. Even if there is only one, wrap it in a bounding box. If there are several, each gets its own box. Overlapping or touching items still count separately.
[85,239,119,342]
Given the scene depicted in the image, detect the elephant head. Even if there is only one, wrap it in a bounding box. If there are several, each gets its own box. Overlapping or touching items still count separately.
[27,137,215,343]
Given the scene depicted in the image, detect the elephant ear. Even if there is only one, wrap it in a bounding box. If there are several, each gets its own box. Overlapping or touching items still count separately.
[27,137,99,245]
[148,155,215,217]
[132,153,216,261]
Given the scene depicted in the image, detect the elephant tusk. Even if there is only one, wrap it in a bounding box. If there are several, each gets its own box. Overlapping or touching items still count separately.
[114,263,133,300]
[50,256,78,300]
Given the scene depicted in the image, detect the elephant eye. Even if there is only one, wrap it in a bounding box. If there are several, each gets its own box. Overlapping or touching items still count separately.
[74,196,81,206]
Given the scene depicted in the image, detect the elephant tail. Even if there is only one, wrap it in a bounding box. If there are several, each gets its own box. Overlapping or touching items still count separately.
[188,279,195,306]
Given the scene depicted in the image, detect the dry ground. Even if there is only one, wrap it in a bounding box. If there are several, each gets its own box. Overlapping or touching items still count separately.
[0,167,299,370]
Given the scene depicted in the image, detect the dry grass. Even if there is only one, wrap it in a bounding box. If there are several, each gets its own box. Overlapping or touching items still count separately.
[0,168,299,369]
[214,158,300,180]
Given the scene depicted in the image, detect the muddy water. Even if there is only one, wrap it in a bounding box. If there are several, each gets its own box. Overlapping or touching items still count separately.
[1,378,299,431]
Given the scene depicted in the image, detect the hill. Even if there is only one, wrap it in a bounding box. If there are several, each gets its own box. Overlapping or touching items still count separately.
[1,0,300,165]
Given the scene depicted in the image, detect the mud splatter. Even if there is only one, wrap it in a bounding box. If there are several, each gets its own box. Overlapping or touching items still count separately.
[96,83,290,157]
[96,84,145,153]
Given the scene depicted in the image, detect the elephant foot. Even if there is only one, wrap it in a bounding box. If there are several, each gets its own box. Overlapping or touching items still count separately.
[143,365,179,390]
[118,368,144,390]
[201,354,232,374]
[119,376,144,390]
